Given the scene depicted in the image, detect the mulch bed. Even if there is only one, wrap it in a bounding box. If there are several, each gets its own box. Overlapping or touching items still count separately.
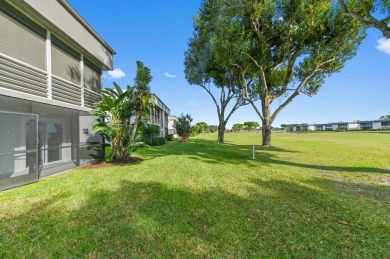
[82,157,143,169]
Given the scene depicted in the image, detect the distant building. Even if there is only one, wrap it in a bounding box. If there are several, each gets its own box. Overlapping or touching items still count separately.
[283,119,390,132]
[347,122,359,130]
[124,92,171,139]
[357,120,390,130]
[168,115,178,137]
[149,94,170,138]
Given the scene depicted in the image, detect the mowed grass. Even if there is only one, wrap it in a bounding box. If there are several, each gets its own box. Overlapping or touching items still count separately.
[0,131,389,257]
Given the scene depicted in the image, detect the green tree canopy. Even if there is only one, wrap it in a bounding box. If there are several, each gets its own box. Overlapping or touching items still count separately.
[244,121,260,131]
[196,0,365,146]
[232,123,244,132]
[185,0,248,144]
[194,122,210,133]
[338,0,390,38]
[208,125,218,133]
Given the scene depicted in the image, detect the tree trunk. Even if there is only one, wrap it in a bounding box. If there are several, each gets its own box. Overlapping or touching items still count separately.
[261,119,272,147]
[217,121,225,144]
[217,115,225,144]
[111,137,117,160]
[129,113,141,144]
[261,99,272,147]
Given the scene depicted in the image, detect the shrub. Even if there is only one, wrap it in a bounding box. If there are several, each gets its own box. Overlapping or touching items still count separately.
[152,137,166,146]
[138,124,160,145]
[181,132,191,142]
[175,113,193,141]
[167,134,174,141]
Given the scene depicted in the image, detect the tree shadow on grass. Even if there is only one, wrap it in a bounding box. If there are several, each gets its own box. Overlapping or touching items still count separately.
[141,139,390,174]
[140,139,297,168]
[1,178,388,257]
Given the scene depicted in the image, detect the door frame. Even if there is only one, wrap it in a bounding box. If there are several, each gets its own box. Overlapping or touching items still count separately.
[0,111,39,191]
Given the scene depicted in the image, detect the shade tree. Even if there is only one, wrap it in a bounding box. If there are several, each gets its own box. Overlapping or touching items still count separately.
[197,0,365,146]
[243,121,260,131]
[184,0,248,144]
[232,123,244,133]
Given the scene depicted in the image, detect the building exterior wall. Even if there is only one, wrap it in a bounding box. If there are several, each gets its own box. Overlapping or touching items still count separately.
[149,94,170,138]
[382,121,390,129]
[347,123,359,130]
[9,0,114,69]
[359,122,373,130]
[0,10,46,70]
[0,1,114,191]
[323,124,332,131]
[286,121,390,131]
[168,116,178,136]
[372,122,382,130]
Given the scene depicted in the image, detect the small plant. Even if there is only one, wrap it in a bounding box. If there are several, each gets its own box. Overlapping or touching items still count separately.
[181,132,191,142]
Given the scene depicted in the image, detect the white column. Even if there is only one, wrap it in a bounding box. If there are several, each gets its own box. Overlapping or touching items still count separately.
[46,31,52,99]
[80,54,84,107]
[162,109,165,136]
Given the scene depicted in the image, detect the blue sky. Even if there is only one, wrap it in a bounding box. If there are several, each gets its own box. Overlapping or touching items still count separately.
[68,0,389,128]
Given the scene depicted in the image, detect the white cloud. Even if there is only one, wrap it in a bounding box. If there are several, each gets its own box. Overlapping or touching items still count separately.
[164,72,177,78]
[376,38,390,54]
[107,68,126,79]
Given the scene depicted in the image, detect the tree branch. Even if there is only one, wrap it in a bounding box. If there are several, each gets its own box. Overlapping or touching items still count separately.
[200,84,221,117]
[271,61,285,72]
[244,53,261,70]
[271,57,336,123]
[247,98,264,121]
[338,0,390,38]
[271,49,301,101]
[225,96,246,124]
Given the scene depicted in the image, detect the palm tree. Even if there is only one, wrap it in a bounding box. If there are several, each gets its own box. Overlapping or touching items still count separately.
[129,61,153,144]
[91,83,135,161]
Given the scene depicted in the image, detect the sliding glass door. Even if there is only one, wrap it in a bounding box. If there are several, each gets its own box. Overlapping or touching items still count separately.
[0,111,38,191]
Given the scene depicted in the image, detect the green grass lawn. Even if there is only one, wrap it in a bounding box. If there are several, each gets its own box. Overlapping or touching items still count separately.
[1,131,389,257]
